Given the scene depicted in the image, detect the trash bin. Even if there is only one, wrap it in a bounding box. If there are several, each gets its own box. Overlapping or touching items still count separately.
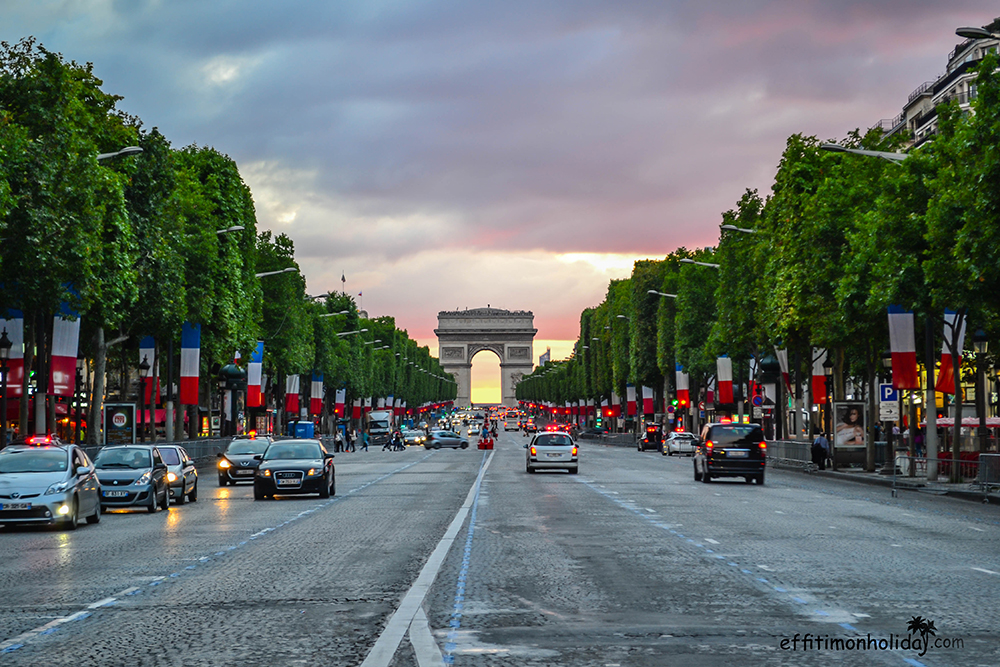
[894,447,909,476]
[293,421,315,438]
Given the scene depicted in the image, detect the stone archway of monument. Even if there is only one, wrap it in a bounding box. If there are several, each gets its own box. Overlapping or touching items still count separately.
[468,346,503,405]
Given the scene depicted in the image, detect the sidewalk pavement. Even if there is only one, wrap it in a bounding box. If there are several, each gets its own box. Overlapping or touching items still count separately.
[792,463,1000,504]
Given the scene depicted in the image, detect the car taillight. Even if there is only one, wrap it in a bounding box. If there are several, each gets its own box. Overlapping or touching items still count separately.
[571,446,578,456]
[759,441,767,451]
[705,441,713,453]
[530,446,536,456]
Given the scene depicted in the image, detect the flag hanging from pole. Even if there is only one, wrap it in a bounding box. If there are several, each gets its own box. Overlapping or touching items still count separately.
[887,306,919,389]
[310,373,323,415]
[936,309,966,395]
[285,375,300,413]
[717,356,733,404]
[641,386,654,415]
[811,348,827,404]
[675,364,690,407]
[0,312,25,399]
[180,323,200,405]
[334,388,346,417]
[51,305,81,397]
[247,342,265,407]
[626,384,637,416]
[774,347,791,393]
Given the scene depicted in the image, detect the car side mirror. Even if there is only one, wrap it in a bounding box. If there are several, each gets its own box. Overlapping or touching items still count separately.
[325,453,334,459]
[76,465,90,476]
[523,444,528,449]
[154,463,167,471]
[216,452,223,458]
[253,455,263,461]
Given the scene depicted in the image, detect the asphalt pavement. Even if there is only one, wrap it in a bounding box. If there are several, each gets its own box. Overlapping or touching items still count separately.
[0,431,997,666]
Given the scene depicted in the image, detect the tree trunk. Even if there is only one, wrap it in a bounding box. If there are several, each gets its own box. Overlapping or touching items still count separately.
[866,354,877,472]
[88,327,107,446]
[19,320,33,439]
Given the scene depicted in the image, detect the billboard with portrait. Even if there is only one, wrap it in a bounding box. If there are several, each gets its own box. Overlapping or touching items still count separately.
[833,401,866,448]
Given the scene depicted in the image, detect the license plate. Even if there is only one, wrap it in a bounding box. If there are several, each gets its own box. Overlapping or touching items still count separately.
[547,453,563,458]
[276,478,300,486]
[1,502,31,510]
[103,490,129,497]
[235,469,255,475]
[726,450,748,458]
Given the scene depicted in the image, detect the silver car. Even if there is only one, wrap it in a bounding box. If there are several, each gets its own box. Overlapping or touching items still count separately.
[0,437,102,529]
[157,445,198,504]
[663,432,698,456]
[423,430,469,449]
[525,432,578,474]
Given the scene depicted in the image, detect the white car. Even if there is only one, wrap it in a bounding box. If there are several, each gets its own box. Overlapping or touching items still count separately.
[663,432,698,456]
[525,432,578,474]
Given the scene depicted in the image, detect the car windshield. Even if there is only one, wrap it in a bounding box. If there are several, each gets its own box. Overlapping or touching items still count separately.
[263,442,323,460]
[371,420,390,429]
[0,448,69,473]
[535,434,573,447]
[710,426,764,446]
[95,448,151,469]
[159,448,180,465]
[226,439,269,455]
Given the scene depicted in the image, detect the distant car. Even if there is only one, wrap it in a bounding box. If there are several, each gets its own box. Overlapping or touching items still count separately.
[254,439,335,500]
[157,445,198,504]
[637,423,663,452]
[217,436,272,486]
[693,423,767,484]
[402,430,426,446]
[94,445,170,512]
[0,436,102,530]
[525,432,578,474]
[424,430,469,450]
[526,420,538,433]
[663,432,698,456]
[578,426,609,437]
[504,418,519,431]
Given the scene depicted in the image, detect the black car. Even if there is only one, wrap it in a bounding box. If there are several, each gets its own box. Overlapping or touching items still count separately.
[93,445,171,512]
[253,439,335,500]
[217,436,272,486]
[693,423,767,484]
[637,423,663,452]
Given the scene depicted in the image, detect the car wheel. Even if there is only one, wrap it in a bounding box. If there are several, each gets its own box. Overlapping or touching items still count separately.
[434,443,442,449]
[86,499,101,524]
[218,475,227,487]
[744,476,753,484]
[460,442,468,449]
[668,449,674,456]
[64,497,79,531]
[702,470,712,484]
[319,478,331,498]
[174,486,186,505]
[254,484,265,500]
[188,481,198,502]
[693,463,702,482]
[330,477,336,497]
[147,489,159,513]
[568,467,578,475]
[755,472,765,485]
[161,486,170,510]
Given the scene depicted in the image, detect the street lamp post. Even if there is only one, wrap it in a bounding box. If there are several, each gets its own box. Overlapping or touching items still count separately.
[647,290,678,298]
[96,146,143,161]
[0,329,11,448]
[254,267,297,278]
[138,355,150,443]
[973,330,989,452]
[823,356,834,470]
[75,355,85,445]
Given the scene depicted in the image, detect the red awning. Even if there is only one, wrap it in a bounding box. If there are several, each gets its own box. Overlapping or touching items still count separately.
[922,417,1000,427]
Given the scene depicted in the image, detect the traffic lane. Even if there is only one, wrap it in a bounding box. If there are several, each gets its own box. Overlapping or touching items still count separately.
[426,434,855,667]
[1,447,485,666]
[0,447,441,650]
[575,445,999,662]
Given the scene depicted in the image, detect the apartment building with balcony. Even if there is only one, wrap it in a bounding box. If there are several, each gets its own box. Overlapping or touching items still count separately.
[877,17,999,147]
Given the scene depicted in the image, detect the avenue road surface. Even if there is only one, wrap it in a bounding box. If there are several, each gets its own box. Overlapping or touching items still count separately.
[0,430,998,666]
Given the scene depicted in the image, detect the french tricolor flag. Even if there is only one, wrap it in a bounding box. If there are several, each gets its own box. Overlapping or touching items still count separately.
[352,398,362,420]
[936,309,966,395]
[626,384,637,416]
[717,356,733,404]
[377,397,386,409]
[285,375,300,413]
[310,373,323,415]
[364,397,372,413]
[50,306,81,397]
[641,386,654,415]
[180,322,200,405]
[334,388,346,417]
[0,311,25,399]
[774,347,791,392]
[139,336,156,404]
[675,364,690,407]
[887,306,919,389]
[811,348,827,404]
[246,342,264,407]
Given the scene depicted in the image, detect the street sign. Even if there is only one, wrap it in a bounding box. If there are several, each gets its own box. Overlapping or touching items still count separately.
[667,405,675,414]
[879,403,900,421]
[752,406,763,418]
[879,383,899,403]
[751,395,763,407]
[698,401,705,410]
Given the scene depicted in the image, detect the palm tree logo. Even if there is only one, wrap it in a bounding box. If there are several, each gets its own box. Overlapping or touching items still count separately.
[907,616,937,639]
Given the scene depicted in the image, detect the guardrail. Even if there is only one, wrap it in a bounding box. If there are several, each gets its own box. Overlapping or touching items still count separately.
[890,454,998,502]
[81,438,262,462]
[577,432,637,447]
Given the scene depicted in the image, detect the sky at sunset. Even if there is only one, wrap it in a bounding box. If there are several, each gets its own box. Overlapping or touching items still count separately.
[4,1,996,400]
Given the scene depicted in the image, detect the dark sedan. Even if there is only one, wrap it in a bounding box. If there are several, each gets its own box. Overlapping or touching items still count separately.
[253,440,335,500]
[217,436,272,486]
[693,423,767,484]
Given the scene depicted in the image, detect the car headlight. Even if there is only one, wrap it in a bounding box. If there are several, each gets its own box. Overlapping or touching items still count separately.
[219,459,232,469]
[259,469,271,477]
[166,472,178,483]
[45,480,72,495]
[136,471,153,486]
[307,468,324,476]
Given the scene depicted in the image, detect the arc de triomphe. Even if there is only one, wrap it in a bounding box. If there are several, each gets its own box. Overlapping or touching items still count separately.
[435,308,536,407]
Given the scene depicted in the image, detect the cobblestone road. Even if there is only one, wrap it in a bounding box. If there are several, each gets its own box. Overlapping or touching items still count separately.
[0,431,997,666]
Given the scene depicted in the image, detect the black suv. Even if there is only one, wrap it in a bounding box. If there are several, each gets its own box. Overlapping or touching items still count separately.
[693,423,766,484]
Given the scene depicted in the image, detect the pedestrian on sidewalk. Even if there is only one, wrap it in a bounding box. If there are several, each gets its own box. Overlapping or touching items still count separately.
[358,430,367,452]
[812,432,830,471]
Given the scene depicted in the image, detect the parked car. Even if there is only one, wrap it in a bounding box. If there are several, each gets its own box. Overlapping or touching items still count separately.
[663,432,698,456]
[93,445,170,512]
[525,432,578,474]
[253,439,335,500]
[423,430,469,449]
[0,436,102,529]
[157,445,198,504]
[217,436,272,486]
[693,423,767,484]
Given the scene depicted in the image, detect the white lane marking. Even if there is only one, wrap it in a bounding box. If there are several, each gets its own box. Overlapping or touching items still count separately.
[852,613,871,618]
[969,526,985,532]
[408,607,444,667]
[757,565,774,572]
[774,510,785,514]
[891,544,903,547]
[0,610,94,652]
[644,508,656,513]
[972,567,1000,576]
[86,597,117,609]
[361,451,495,667]
[704,538,720,545]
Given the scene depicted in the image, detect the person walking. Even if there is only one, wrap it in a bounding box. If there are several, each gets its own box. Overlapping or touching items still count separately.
[812,431,830,471]
[358,430,366,452]
[334,429,343,453]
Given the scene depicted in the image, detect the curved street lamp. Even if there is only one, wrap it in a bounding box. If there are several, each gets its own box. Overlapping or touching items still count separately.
[647,290,677,298]
[819,143,907,164]
[255,267,297,278]
[97,146,143,161]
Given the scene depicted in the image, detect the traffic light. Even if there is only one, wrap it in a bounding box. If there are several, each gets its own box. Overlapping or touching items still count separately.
[671,399,678,407]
